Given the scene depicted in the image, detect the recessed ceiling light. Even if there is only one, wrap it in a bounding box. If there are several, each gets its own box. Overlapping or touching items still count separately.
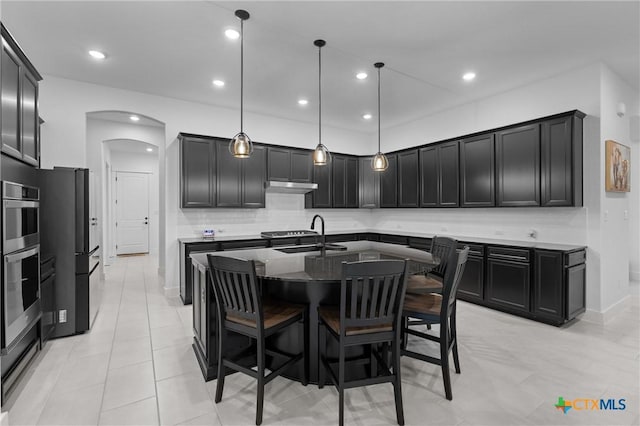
[356,72,368,80]
[363,113,372,120]
[462,72,476,81]
[146,147,153,152]
[88,50,106,60]
[298,99,308,106]
[212,79,225,87]
[225,29,240,40]
[129,115,140,122]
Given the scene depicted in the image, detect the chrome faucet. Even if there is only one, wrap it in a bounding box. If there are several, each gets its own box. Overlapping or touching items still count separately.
[310,214,326,248]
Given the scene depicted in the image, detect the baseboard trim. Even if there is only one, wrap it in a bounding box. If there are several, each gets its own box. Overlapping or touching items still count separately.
[1,411,9,426]
[164,286,179,298]
[582,295,630,324]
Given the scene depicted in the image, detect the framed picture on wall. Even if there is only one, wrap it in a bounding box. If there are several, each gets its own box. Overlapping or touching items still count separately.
[605,140,630,192]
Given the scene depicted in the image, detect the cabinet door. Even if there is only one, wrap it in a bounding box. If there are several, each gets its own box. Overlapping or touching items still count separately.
[311,163,332,208]
[457,255,484,302]
[419,146,438,207]
[460,134,495,207]
[192,262,202,347]
[181,137,215,208]
[216,141,242,207]
[439,141,459,207]
[533,250,563,322]
[486,258,530,313]
[198,266,207,352]
[1,42,21,158]
[541,116,573,206]
[359,157,380,208]
[496,124,540,206]
[345,157,359,208]
[290,150,313,183]
[566,263,586,320]
[398,149,419,207]
[380,154,398,208]
[21,71,39,165]
[242,145,266,207]
[267,147,290,181]
[332,155,347,207]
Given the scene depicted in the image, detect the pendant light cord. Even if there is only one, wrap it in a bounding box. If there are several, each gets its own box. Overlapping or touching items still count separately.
[377,65,381,152]
[318,44,322,146]
[240,18,244,133]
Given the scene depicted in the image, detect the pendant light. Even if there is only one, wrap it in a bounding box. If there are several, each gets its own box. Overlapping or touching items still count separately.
[372,62,389,171]
[313,39,331,166]
[229,9,253,158]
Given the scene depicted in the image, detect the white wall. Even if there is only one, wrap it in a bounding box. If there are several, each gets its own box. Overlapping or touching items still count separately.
[110,149,160,256]
[630,114,640,281]
[39,76,372,291]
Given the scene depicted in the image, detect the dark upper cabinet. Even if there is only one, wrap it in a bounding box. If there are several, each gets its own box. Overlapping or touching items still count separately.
[290,150,313,183]
[180,136,216,208]
[332,155,347,207]
[242,145,266,208]
[267,147,312,183]
[216,141,242,207]
[398,149,419,207]
[1,24,42,166]
[345,156,359,208]
[310,163,332,208]
[541,115,582,206]
[217,141,265,208]
[359,157,380,208]
[460,133,495,207]
[420,141,459,207]
[496,124,540,206]
[1,43,21,158]
[380,154,398,208]
[267,147,290,181]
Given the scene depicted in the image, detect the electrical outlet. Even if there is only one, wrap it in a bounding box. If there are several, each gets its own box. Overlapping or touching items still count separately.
[59,309,67,323]
[624,210,629,220]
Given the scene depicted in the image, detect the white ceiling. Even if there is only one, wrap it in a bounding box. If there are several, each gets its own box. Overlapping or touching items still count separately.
[3,1,639,133]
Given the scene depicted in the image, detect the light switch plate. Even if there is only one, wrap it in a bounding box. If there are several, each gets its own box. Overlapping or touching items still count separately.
[59,309,67,323]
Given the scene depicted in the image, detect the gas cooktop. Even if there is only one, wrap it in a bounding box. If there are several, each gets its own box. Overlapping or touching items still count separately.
[260,230,319,238]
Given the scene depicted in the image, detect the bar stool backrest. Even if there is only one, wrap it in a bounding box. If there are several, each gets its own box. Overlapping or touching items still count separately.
[429,236,459,279]
[440,247,470,316]
[207,255,264,330]
[340,260,409,337]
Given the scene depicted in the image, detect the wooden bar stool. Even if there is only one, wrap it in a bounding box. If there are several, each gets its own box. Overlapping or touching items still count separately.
[207,255,309,426]
[402,247,469,401]
[318,259,409,426]
[407,236,458,295]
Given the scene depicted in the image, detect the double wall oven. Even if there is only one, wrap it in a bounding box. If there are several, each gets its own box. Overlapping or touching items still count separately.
[1,181,41,355]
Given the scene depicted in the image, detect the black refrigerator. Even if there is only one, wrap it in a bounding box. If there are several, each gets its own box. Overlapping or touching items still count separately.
[38,167,101,338]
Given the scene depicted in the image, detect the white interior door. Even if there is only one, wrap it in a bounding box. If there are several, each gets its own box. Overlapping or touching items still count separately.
[115,172,149,255]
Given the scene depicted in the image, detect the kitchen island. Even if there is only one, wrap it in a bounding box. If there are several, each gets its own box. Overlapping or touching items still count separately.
[189,241,438,382]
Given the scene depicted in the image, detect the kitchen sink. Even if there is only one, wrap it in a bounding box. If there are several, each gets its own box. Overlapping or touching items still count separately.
[275,243,347,254]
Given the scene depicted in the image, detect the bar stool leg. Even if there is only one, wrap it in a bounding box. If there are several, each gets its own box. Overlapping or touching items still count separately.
[440,327,453,401]
[302,309,309,386]
[318,321,326,389]
[392,334,405,425]
[215,322,226,403]
[338,344,346,426]
[256,336,265,425]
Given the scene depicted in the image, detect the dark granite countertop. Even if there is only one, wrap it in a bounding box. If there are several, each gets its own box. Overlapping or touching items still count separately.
[180,230,586,252]
[190,241,439,282]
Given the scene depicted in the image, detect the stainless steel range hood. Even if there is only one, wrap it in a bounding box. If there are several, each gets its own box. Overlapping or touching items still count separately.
[264,181,318,194]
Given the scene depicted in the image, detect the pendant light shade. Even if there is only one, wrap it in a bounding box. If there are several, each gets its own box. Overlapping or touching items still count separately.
[371,62,389,171]
[313,39,331,166]
[229,9,253,158]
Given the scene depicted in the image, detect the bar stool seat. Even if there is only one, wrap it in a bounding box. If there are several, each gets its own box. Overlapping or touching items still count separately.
[406,275,443,294]
[226,299,305,330]
[318,306,393,336]
[403,293,442,317]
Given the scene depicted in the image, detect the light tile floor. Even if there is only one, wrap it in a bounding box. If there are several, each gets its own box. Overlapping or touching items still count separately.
[4,255,639,425]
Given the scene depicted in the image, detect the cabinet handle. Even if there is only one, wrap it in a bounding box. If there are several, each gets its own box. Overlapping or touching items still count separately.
[490,253,529,262]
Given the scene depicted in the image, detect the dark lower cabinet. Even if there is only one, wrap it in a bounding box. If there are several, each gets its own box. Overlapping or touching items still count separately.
[460,133,495,207]
[496,124,540,206]
[380,154,398,207]
[534,249,586,323]
[486,247,531,314]
[457,244,484,302]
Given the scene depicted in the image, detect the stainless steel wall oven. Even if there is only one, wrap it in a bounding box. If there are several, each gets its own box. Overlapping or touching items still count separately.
[2,181,39,254]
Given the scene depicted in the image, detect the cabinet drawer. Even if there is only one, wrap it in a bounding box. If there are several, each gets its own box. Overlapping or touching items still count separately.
[565,250,586,267]
[459,243,484,257]
[487,246,530,262]
[219,240,268,250]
